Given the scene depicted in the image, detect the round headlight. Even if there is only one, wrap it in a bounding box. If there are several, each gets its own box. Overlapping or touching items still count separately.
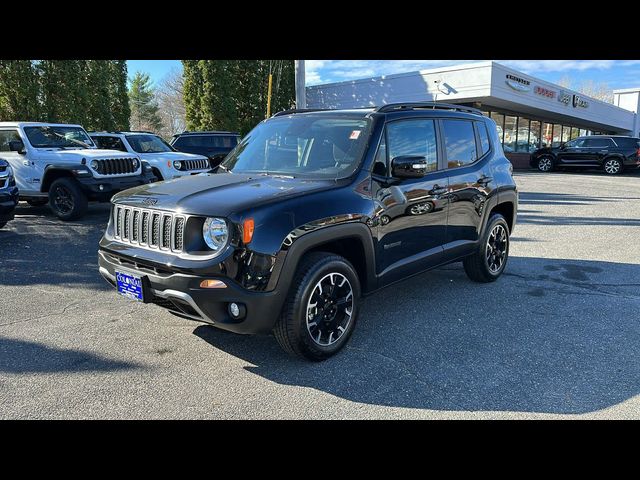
[90,160,98,169]
[202,217,228,252]
[132,158,139,169]
[173,160,182,170]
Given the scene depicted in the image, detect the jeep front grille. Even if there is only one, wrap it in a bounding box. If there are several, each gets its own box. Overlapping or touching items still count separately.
[93,158,138,175]
[113,205,187,253]
[181,159,210,171]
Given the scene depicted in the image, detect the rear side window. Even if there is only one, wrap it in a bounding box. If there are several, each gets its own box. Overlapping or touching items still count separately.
[584,138,616,148]
[386,119,438,172]
[0,130,22,151]
[476,121,491,156]
[612,137,640,148]
[93,136,127,152]
[175,135,239,148]
[442,119,477,168]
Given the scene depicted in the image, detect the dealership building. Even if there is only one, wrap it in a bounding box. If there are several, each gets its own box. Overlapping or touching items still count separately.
[306,61,640,169]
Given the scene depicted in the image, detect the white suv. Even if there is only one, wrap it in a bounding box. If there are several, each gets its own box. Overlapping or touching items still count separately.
[90,131,211,181]
[0,122,154,220]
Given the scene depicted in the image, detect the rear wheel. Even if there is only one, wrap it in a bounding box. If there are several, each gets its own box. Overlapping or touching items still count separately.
[463,213,510,283]
[603,157,623,175]
[274,252,361,361]
[536,156,554,172]
[48,177,88,221]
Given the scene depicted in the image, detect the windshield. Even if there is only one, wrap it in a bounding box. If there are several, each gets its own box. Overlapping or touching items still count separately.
[24,126,94,149]
[126,134,175,153]
[221,115,371,178]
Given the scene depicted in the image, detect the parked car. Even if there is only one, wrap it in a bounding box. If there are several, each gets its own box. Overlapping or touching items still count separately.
[90,131,211,181]
[170,131,241,167]
[0,122,155,220]
[530,135,640,174]
[98,103,518,361]
[0,159,18,229]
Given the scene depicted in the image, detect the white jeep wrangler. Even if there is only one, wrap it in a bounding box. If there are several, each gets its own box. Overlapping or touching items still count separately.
[89,131,211,181]
[0,122,156,220]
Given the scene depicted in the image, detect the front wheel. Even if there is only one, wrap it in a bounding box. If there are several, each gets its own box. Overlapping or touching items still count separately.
[274,252,361,361]
[48,177,88,221]
[603,157,623,175]
[463,213,510,283]
[536,156,554,172]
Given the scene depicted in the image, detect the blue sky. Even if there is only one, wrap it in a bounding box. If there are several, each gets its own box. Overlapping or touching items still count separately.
[126,60,640,90]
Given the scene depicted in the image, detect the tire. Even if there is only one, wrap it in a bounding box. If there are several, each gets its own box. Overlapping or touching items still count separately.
[48,177,88,221]
[463,213,510,283]
[536,156,554,172]
[603,157,623,175]
[27,199,48,207]
[273,252,361,361]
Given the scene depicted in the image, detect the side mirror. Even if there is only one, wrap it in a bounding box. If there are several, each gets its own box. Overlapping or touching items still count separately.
[9,140,25,154]
[391,155,429,179]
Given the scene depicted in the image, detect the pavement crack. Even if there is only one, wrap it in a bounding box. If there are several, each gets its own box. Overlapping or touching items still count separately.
[0,301,81,328]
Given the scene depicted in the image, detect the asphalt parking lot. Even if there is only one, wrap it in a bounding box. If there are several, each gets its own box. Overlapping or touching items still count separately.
[1,170,639,419]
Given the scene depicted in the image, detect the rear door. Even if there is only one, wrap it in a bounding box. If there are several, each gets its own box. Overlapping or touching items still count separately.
[582,137,616,165]
[373,118,448,285]
[440,118,495,259]
[0,128,39,195]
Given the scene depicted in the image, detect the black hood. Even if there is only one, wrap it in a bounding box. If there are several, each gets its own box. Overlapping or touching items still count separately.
[112,172,339,217]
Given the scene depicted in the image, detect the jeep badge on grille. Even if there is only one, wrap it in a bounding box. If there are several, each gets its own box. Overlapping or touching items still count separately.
[142,198,158,206]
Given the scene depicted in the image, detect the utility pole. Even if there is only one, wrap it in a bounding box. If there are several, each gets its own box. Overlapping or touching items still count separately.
[295,60,306,109]
[266,73,273,118]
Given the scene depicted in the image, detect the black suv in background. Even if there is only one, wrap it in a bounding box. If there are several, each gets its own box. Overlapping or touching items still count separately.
[531,135,640,174]
[171,131,241,167]
[99,103,517,361]
[0,159,18,229]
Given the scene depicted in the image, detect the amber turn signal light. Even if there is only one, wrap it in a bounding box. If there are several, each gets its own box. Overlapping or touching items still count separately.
[243,218,255,244]
[199,279,227,289]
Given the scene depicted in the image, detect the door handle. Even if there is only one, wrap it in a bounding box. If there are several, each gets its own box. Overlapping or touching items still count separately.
[477,175,493,185]
[429,184,448,195]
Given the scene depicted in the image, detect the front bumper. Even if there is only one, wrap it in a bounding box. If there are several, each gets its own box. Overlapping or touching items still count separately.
[0,186,19,222]
[98,249,283,334]
[77,171,157,199]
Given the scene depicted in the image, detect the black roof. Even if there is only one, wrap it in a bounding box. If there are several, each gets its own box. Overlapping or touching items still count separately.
[174,131,240,136]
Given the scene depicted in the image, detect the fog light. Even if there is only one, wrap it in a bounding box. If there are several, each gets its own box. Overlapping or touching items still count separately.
[228,302,246,319]
[99,184,104,191]
[199,279,227,289]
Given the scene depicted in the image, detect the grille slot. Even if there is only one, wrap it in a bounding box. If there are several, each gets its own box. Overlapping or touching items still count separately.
[93,158,138,175]
[183,159,209,171]
[0,179,6,188]
[112,206,187,254]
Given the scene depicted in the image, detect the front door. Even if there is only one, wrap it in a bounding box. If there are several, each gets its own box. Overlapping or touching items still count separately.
[556,138,589,164]
[372,118,448,286]
[0,128,39,195]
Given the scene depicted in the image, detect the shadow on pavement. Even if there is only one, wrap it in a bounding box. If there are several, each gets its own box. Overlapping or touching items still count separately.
[192,256,640,415]
[0,337,139,374]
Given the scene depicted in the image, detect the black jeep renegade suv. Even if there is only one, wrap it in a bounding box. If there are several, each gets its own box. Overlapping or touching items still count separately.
[98,103,518,361]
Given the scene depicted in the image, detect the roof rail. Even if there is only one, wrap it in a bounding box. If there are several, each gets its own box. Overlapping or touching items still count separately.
[272,108,333,117]
[375,102,484,116]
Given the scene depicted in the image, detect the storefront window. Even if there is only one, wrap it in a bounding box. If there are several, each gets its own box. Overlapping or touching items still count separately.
[561,126,571,143]
[490,112,505,144]
[503,116,517,153]
[570,127,580,140]
[541,123,553,147]
[579,128,588,137]
[529,120,541,151]
[552,124,562,147]
[516,117,530,152]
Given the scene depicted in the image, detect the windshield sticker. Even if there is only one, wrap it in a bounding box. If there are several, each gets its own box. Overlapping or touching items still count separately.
[349,130,361,140]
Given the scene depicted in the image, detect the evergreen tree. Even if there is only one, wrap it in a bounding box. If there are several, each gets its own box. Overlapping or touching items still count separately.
[129,71,162,132]
[182,60,295,135]
[85,60,113,131]
[109,60,130,131]
[0,60,40,121]
[38,60,90,125]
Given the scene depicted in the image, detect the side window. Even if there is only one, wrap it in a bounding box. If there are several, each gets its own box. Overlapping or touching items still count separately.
[386,119,438,172]
[0,130,22,151]
[442,119,477,168]
[372,135,388,176]
[476,121,491,156]
[584,138,613,148]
